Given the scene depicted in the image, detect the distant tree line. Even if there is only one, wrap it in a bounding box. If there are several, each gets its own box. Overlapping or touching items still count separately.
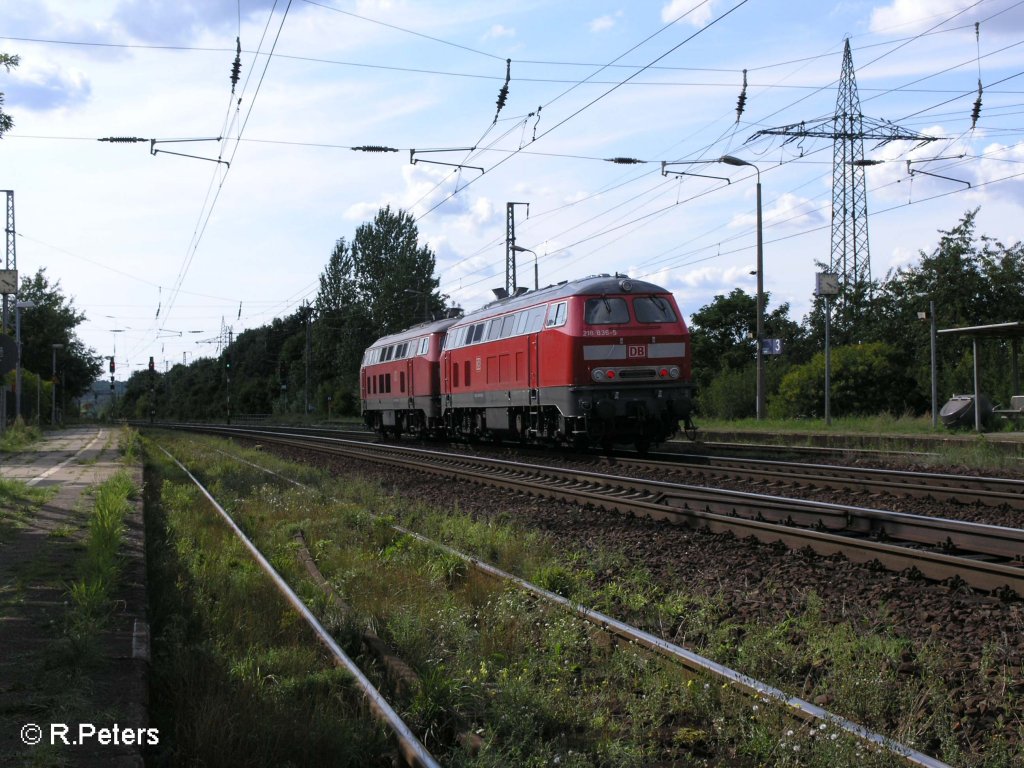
[114,206,445,421]
[112,207,1023,425]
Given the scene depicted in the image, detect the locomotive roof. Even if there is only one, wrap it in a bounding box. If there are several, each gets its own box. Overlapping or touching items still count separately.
[366,315,461,348]
[453,274,671,325]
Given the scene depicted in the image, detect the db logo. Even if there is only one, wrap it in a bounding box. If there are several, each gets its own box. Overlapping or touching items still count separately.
[627,345,646,358]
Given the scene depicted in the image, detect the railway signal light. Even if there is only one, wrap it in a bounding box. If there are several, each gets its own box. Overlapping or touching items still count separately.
[109,358,115,374]
[148,356,155,371]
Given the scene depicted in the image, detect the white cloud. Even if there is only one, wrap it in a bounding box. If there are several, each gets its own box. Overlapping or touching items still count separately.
[727,192,827,230]
[589,14,617,33]
[483,24,516,40]
[867,0,1024,35]
[661,0,714,27]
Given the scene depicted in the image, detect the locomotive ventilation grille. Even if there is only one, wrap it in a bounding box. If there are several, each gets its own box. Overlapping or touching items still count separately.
[591,366,680,382]
[618,368,658,379]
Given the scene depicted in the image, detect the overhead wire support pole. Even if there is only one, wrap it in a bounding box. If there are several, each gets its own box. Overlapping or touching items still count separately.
[505,201,530,294]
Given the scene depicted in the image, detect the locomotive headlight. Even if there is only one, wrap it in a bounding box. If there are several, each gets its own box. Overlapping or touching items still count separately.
[669,366,680,379]
[592,369,605,382]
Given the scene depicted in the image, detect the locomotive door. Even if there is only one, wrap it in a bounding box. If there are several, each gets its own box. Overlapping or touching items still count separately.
[406,358,414,409]
[528,333,540,403]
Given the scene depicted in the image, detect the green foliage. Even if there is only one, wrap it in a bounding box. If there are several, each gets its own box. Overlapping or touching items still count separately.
[117,207,444,420]
[15,268,104,401]
[697,210,1024,420]
[0,51,18,137]
[698,363,757,419]
[774,342,918,418]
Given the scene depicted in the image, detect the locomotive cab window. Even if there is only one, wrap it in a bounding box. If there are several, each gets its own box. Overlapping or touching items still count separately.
[584,297,629,325]
[634,296,678,323]
[546,301,568,328]
[500,313,516,338]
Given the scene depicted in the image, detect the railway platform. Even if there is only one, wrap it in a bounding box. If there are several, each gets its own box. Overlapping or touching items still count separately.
[0,426,149,767]
[690,426,1024,457]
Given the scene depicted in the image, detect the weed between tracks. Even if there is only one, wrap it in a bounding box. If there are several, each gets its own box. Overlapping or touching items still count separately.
[143,434,991,767]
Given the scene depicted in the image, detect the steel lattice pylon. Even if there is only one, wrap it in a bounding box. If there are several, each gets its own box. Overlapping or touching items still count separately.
[831,40,871,286]
[751,39,939,301]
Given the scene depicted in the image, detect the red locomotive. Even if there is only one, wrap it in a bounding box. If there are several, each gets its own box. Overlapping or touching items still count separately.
[361,274,695,450]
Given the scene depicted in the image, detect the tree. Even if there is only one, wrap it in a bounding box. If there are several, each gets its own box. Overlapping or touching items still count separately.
[15,269,103,400]
[0,52,18,138]
[350,206,445,335]
[312,207,446,413]
[312,237,373,413]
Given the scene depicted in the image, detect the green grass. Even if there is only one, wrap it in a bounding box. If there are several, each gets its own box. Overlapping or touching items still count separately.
[698,413,945,435]
[0,478,58,541]
[0,420,42,452]
[139,434,1010,766]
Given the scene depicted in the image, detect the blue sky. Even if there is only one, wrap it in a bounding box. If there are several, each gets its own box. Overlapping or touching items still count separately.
[3,0,1024,377]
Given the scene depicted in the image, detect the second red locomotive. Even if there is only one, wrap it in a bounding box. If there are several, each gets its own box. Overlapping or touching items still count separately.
[360,274,694,450]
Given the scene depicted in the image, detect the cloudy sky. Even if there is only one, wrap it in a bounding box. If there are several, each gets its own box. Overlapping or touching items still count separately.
[3,0,1024,376]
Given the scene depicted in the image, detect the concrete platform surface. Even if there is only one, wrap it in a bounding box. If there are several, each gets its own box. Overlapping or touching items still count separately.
[0,426,149,767]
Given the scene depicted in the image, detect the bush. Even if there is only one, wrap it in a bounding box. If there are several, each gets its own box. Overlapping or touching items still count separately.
[773,341,920,418]
[697,364,756,419]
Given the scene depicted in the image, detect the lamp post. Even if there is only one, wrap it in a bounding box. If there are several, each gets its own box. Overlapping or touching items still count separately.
[720,155,765,420]
[512,245,538,290]
[51,343,63,426]
[14,299,35,423]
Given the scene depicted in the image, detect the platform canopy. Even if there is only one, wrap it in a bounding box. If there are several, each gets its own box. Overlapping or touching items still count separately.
[937,320,1024,339]
[937,321,1024,430]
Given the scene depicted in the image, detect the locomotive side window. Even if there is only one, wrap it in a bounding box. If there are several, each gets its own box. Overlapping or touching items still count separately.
[584,297,629,325]
[500,314,516,338]
[634,296,678,323]
[419,337,429,355]
[546,301,568,328]
[472,324,486,344]
[514,310,529,335]
[487,318,502,341]
[528,306,546,332]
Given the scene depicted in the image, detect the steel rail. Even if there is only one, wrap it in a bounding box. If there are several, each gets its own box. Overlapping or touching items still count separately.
[154,425,1024,595]
[606,451,1024,509]
[154,443,442,768]
[203,442,951,768]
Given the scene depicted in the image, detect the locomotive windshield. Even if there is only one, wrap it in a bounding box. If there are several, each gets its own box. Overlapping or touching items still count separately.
[633,296,678,323]
[584,297,630,325]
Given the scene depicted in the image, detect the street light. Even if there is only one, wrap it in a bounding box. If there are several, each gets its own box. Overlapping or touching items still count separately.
[14,299,36,423]
[51,343,63,426]
[512,245,538,290]
[720,154,765,420]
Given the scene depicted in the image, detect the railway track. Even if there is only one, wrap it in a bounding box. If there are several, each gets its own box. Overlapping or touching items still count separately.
[154,424,1024,596]
[155,435,952,767]
[597,450,1024,510]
